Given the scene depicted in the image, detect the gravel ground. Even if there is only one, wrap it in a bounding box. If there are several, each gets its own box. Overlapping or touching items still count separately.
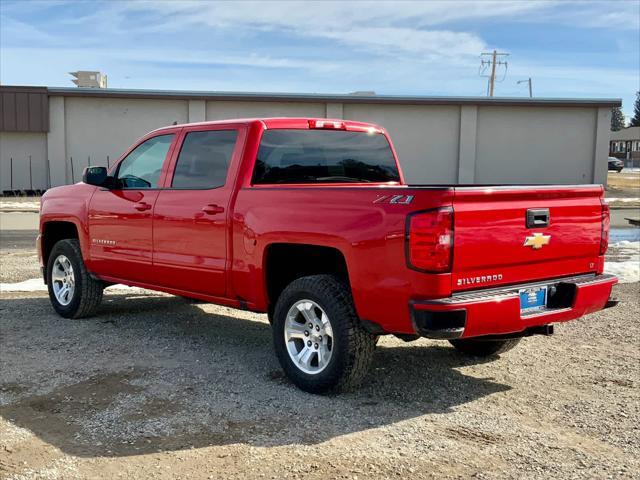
[1,248,639,479]
[0,231,41,283]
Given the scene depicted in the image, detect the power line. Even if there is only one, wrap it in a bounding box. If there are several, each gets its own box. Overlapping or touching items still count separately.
[479,50,509,97]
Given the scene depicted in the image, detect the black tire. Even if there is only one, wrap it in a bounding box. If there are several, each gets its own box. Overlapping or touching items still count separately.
[272,275,376,394]
[47,239,103,318]
[449,337,521,357]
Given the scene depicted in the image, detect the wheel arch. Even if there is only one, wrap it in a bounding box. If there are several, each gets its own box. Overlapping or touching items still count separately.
[263,243,351,319]
[42,221,81,275]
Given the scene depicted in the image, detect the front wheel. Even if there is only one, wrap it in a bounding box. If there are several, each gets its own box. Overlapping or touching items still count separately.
[47,239,104,318]
[449,337,521,357]
[272,275,376,394]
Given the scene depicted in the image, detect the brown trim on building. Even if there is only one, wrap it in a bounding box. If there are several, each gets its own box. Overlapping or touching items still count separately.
[0,86,49,132]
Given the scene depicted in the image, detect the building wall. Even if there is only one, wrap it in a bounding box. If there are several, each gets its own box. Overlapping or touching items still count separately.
[0,132,48,190]
[0,91,614,188]
[342,104,610,185]
[342,104,461,184]
[205,100,325,120]
[475,106,599,184]
[64,97,189,178]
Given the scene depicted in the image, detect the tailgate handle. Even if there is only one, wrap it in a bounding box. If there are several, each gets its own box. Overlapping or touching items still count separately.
[526,208,549,228]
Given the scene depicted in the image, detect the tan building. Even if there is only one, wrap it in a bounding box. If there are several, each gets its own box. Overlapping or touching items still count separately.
[0,85,620,192]
[69,71,108,89]
[609,126,640,167]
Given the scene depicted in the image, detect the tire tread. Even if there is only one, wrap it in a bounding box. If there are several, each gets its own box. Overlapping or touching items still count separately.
[48,239,103,318]
[274,274,375,393]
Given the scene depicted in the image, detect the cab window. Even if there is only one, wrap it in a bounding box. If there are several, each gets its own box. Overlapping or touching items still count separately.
[171,130,238,189]
[252,129,400,184]
[116,135,174,189]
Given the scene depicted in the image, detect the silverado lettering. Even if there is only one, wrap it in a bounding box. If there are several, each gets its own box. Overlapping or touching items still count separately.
[457,274,504,286]
[37,117,618,393]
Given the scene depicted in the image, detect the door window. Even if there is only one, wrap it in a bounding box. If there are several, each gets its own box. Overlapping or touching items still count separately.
[116,134,174,188]
[171,130,238,189]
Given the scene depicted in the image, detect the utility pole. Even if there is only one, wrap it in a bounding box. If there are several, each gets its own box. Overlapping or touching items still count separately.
[518,78,533,97]
[480,50,509,97]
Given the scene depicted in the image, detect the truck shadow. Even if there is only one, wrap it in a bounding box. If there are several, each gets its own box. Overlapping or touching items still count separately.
[0,293,511,457]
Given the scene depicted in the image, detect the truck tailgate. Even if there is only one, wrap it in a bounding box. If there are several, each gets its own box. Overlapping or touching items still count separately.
[451,185,604,291]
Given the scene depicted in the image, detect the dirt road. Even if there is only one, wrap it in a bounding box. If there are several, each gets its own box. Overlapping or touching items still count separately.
[1,205,639,479]
[1,281,638,478]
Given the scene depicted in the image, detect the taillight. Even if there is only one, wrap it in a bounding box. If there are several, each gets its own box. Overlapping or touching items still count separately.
[600,201,610,255]
[406,207,453,273]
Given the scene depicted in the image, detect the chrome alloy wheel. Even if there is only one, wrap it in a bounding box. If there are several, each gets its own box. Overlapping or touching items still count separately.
[51,254,75,306]
[284,299,334,375]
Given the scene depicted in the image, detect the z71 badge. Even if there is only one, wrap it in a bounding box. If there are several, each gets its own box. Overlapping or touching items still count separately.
[373,194,414,205]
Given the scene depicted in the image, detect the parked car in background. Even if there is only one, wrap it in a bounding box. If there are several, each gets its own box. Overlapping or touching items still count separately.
[37,118,618,393]
[608,156,624,172]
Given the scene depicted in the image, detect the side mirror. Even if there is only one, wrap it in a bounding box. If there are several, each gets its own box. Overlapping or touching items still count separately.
[82,166,108,187]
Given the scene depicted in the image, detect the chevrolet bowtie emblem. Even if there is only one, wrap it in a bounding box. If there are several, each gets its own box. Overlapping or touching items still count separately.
[524,233,551,249]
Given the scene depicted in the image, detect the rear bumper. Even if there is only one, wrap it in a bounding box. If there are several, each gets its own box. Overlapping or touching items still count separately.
[410,274,618,339]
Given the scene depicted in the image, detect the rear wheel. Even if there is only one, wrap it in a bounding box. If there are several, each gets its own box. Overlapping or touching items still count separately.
[272,275,376,393]
[449,337,521,357]
[47,239,103,318]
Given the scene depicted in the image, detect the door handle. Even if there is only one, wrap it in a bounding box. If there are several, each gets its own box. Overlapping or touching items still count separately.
[202,204,224,215]
[134,202,152,211]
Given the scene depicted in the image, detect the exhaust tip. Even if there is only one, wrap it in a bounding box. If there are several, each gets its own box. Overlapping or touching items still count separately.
[525,324,554,336]
[605,298,619,309]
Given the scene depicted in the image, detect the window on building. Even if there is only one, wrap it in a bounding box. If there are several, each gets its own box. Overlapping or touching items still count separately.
[171,130,238,189]
[116,134,174,188]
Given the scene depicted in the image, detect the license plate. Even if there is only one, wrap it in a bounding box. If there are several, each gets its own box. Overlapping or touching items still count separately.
[519,286,547,313]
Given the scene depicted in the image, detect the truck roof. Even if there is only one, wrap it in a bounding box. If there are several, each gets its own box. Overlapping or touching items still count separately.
[151,117,384,134]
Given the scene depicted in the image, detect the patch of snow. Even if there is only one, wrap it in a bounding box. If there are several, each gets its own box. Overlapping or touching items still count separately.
[610,240,639,248]
[605,240,640,283]
[0,201,40,210]
[0,278,45,292]
[605,197,640,203]
[2,244,638,294]
[0,278,158,294]
[605,262,640,284]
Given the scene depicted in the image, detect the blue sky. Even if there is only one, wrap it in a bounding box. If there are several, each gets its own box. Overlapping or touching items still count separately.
[1,0,639,118]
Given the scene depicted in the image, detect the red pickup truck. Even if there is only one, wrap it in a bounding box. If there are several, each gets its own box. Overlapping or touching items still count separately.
[38,117,618,393]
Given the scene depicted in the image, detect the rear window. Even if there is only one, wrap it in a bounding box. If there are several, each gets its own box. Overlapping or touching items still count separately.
[252,129,400,184]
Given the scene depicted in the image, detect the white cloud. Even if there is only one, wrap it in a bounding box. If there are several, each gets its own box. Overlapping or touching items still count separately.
[0,0,637,110]
[0,14,56,45]
[319,27,485,58]
[95,1,541,59]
